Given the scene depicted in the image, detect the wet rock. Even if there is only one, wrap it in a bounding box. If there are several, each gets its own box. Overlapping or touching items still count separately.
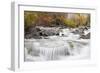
[25,26,60,39]
[80,33,90,39]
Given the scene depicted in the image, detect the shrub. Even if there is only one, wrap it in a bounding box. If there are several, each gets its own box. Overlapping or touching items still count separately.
[63,19,77,28]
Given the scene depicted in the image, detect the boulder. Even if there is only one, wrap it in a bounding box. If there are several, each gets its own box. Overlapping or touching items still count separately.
[80,33,90,39]
[25,26,60,39]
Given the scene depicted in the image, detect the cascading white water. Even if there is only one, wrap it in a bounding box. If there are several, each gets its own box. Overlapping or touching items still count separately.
[25,28,90,61]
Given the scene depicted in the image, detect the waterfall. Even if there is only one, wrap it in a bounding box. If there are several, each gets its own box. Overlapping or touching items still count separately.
[25,39,89,61]
[24,28,90,61]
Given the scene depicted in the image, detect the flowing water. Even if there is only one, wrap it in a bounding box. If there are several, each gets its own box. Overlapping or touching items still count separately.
[24,28,90,61]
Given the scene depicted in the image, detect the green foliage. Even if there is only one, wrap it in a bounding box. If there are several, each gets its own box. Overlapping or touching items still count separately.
[64,19,77,28]
[24,11,38,30]
[24,11,90,31]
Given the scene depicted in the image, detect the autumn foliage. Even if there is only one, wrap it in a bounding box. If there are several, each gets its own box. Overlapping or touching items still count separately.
[24,11,90,31]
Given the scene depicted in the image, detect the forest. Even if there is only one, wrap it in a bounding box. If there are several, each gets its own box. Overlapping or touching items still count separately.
[24,11,90,33]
